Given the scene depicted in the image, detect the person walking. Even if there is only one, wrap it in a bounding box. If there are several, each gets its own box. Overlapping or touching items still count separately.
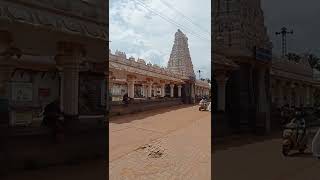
[43,99,62,143]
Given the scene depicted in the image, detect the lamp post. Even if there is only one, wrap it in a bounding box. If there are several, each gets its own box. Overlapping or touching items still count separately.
[198,70,202,80]
[275,27,293,57]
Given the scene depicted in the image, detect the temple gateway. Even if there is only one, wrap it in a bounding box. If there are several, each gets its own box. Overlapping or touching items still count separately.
[108,30,210,115]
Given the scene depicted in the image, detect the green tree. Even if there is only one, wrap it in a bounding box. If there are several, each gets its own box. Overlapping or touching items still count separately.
[286,53,301,62]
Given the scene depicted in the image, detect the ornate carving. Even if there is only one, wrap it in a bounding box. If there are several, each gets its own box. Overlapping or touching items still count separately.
[167,29,196,79]
[0,2,107,40]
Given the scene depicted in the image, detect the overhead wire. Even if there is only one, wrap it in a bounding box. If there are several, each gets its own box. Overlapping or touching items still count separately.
[133,0,210,42]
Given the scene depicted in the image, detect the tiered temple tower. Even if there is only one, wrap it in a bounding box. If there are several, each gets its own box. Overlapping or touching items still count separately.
[213,0,272,55]
[167,29,196,79]
[213,0,273,134]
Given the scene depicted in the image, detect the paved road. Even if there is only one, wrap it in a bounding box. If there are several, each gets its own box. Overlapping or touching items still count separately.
[3,160,106,180]
[4,105,211,180]
[109,105,211,180]
[214,134,320,180]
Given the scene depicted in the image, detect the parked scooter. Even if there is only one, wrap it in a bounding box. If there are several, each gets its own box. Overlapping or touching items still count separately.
[282,111,308,156]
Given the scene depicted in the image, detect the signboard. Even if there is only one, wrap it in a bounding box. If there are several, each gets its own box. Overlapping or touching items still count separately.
[39,88,50,97]
[11,82,33,102]
[255,47,272,62]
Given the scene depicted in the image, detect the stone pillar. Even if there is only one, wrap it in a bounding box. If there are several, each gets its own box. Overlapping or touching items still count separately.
[215,74,228,111]
[148,82,153,98]
[56,42,84,119]
[295,84,301,107]
[127,81,135,98]
[289,83,295,108]
[310,87,315,107]
[0,31,14,99]
[161,83,166,97]
[58,71,64,112]
[278,81,284,107]
[142,84,146,97]
[0,66,13,99]
[257,68,270,133]
[306,86,310,106]
[178,85,182,97]
[170,84,174,98]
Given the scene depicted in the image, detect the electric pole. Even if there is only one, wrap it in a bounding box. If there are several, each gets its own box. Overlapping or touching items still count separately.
[275,27,293,57]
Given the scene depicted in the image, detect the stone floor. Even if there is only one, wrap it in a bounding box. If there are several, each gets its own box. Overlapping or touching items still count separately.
[109,105,211,180]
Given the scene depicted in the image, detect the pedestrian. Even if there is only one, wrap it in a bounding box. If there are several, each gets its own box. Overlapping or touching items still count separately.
[43,99,62,143]
[122,93,129,106]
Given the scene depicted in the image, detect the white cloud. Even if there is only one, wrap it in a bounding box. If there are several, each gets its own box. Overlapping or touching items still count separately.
[110,0,211,79]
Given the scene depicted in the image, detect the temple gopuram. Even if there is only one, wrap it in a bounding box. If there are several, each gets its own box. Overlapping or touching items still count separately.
[108,30,210,116]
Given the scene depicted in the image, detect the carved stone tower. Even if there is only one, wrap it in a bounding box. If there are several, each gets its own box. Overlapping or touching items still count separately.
[214,0,273,134]
[213,0,272,56]
[167,29,196,79]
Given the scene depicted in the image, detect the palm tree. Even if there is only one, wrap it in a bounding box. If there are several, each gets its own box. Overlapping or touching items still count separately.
[307,54,320,68]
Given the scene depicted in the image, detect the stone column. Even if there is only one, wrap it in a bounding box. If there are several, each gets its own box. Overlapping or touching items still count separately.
[215,74,228,112]
[289,83,295,108]
[142,84,146,97]
[56,42,84,119]
[257,68,270,133]
[295,83,301,107]
[148,82,153,98]
[127,80,135,98]
[178,85,182,97]
[278,81,284,107]
[0,31,14,99]
[306,86,310,106]
[310,87,315,107]
[58,71,64,112]
[161,83,166,97]
[170,84,174,98]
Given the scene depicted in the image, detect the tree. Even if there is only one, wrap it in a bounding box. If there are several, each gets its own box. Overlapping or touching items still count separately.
[307,53,320,69]
[286,53,301,62]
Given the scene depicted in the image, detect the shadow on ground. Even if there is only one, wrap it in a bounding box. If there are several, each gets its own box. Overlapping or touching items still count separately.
[213,132,282,152]
[289,152,314,158]
[109,104,195,124]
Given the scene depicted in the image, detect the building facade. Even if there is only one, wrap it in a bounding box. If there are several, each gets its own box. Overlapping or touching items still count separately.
[109,30,210,107]
[0,0,108,127]
[213,0,320,135]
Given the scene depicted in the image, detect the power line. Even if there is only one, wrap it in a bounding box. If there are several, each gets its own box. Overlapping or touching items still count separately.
[133,0,210,41]
[158,0,210,36]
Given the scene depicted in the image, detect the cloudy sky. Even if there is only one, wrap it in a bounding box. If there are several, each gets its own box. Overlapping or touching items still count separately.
[109,0,211,79]
[261,0,320,56]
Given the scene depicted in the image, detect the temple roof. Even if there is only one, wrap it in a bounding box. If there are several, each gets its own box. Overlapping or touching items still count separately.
[213,53,238,69]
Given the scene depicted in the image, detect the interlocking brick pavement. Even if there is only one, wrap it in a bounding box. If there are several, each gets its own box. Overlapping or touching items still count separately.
[109,105,211,180]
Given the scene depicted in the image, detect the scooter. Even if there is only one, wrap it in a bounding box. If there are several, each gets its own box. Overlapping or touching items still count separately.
[198,100,209,111]
[282,119,308,156]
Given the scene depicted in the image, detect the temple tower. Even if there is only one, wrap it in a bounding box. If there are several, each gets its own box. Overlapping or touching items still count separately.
[167,29,196,79]
[214,0,272,55]
[213,0,273,134]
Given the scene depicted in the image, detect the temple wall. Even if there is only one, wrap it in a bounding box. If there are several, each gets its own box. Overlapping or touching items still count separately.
[109,98,183,117]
